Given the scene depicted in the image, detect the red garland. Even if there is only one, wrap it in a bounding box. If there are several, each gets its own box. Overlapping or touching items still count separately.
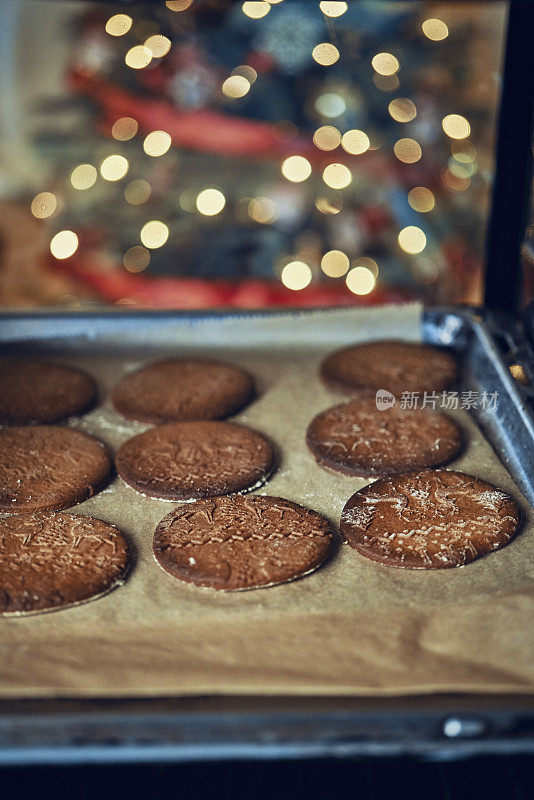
[68,67,399,180]
[49,251,410,309]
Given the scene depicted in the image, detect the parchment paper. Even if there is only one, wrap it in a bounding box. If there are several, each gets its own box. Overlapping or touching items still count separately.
[0,304,533,698]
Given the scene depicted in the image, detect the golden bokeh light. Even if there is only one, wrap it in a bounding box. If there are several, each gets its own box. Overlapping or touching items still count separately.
[422,18,449,41]
[449,160,474,178]
[196,188,226,216]
[31,192,57,219]
[281,261,312,291]
[321,250,349,278]
[346,266,375,295]
[242,1,270,18]
[222,75,251,99]
[232,65,257,84]
[442,169,471,192]
[341,129,370,155]
[281,155,312,182]
[313,125,341,151]
[442,114,470,139]
[322,163,352,189]
[100,155,129,181]
[398,226,427,254]
[166,0,193,10]
[105,14,132,37]
[111,117,138,141]
[319,2,348,17]
[125,179,151,205]
[408,187,435,213]
[451,140,476,163]
[394,138,422,163]
[140,220,169,249]
[71,164,97,191]
[248,197,278,224]
[371,52,400,76]
[312,43,340,67]
[509,364,529,385]
[315,195,343,215]
[144,35,172,58]
[124,246,151,273]
[388,98,417,123]
[353,256,379,277]
[143,130,172,157]
[315,93,346,118]
[125,46,153,70]
[50,230,78,260]
[454,161,476,178]
[373,74,400,92]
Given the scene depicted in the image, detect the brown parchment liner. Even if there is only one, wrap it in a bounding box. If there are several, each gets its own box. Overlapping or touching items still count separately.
[0,304,533,698]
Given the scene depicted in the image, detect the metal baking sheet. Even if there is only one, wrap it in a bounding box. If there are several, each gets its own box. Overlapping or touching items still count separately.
[0,304,533,707]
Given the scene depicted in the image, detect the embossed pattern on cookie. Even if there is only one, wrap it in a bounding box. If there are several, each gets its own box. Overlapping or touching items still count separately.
[341,469,520,569]
[0,512,129,615]
[116,420,275,500]
[307,397,462,477]
[0,426,111,513]
[153,494,333,590]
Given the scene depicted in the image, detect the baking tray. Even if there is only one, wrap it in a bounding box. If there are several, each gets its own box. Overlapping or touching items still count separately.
[0,304,533,763]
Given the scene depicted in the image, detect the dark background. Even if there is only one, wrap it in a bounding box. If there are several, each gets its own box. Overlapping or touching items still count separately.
[2,755,533,799]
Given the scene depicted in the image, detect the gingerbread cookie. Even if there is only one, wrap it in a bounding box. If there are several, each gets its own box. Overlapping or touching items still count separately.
[116,420,274,500]
[0,513,129,615]
[153,494,333,590]
[112,358,254,424]
[307,397,462,477]
[0,426,111,513]
[320,341,457,396]
[341,469,520,569]
[0,359,96,425]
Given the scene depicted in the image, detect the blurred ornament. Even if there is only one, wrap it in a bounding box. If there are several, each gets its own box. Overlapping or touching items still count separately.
[74,28,114,75]
[254,4,323,74]
[168,46,219,109]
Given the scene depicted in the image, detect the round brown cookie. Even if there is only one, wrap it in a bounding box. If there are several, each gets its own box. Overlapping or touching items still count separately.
[306,397,462,477]
[116,421,275,501]
[112,358,254,424]
[341,469,520,569]
[0,359,97,425]
[0,426,111,513]
[0,512,129,615]
[153,494,333,590]
[320,340,457,396]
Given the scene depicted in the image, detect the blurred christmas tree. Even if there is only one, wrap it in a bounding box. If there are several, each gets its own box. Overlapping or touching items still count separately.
[27,0,502,307]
